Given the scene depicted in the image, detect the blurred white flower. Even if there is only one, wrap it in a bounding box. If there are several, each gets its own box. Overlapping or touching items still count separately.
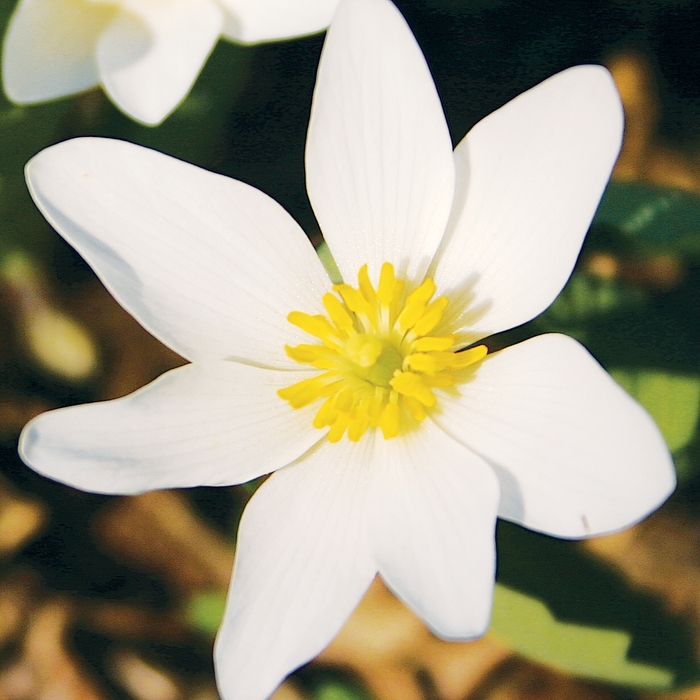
[2,0,341,125]
[18,0,675,697]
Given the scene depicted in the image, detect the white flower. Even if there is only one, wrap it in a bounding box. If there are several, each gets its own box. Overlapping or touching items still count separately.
[18,0,675,697]
[2,0,340,125]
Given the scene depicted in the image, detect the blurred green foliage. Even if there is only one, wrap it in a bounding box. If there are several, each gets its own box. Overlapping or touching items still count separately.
[186,591,227,638]
[597,182,700,255]
[611,369,700,454]
[492,585,673,689]
[312,681,373,700]
[494,521,700,691]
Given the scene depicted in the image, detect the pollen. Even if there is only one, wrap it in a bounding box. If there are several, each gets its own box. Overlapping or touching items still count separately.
[278,262,487,442]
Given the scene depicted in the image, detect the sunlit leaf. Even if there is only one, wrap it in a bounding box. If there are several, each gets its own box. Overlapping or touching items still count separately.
[494,521,700,690]
[186,590,226,636]
[491,585,672,687]
[611,369,700,453]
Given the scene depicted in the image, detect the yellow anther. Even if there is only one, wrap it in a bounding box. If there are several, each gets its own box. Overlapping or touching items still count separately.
[412,296,449,337]
[323,293,354,333]
[440,345,488,370]
[396,302,424,333]
[423,372,454,388]
[335,387,355,412]
[377,262,397,306]
[358,265,376,304]
[288,312,338,346]
[413,336,455,352]
[373,263,403,334]
[278,373,339,408]
[403,396,427,421]
[313,396,338,428]
[285,344,336,369]
[389,278,405,321]
[335,284,371,317]
[346,333,383,368]
[396,278,436,332]
[348,405,370,441]
[284,344,319,363]
[379,392,400,439]
[368,387,385,421]
[403,353,440,373]
[407,277,436,306]
[390,371,436,407]
[328,412,349,442]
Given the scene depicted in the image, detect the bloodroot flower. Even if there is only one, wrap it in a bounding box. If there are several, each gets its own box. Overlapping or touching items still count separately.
[18,0,675,697]
[2,0,340,125]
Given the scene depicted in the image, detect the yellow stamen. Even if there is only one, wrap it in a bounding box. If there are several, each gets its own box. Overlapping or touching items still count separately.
[346,334,383,368]
[287,312,339,348]
[278,373,340,408]
[380,391,400,439]
[403,395,427,422]
[328,412,349,442]
[413,335,455,352]
[358,264,376,304]
[335,284,370,317]
[411,296,449,337]
[377,262,397,306]
[323,293,355,333]
[390,370,436,407]
[403,353,439,373]
[285,344,336,368]
[278,262,487,441]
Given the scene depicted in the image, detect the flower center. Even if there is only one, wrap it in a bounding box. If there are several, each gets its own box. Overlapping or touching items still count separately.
[278,262,486,442]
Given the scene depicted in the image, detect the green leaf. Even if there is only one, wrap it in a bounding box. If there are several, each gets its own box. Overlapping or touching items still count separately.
[314,681,373,700]
[493,521,700,691]
[595,181,700,254]
[185,590,226,636]
[543,272,645,326]
[610,369,700,453]
[492,585,672,687]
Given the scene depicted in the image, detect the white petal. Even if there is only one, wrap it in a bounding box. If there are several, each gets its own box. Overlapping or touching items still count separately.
[217,0,339,43]
[215,439,377,700]
[370,421,499,639]
[305,0,454,285]
[26,138,332,366]
[96,0,223,125]
[432,334,675,538]
[431,66,624,345]
[19,362,322,494]
[2,0,111,102]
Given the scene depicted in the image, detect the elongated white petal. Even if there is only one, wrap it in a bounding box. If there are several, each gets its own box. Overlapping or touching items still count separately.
[215,439,377,700]
[306,0,454,285]
[432,334,675,538]
[431,66,623,345]
[2,0,112,102]
[96,0,223,125]
[19,362,322,494]
[370,421,499,639]
[26,138,331,366]
[217,0,339,43]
